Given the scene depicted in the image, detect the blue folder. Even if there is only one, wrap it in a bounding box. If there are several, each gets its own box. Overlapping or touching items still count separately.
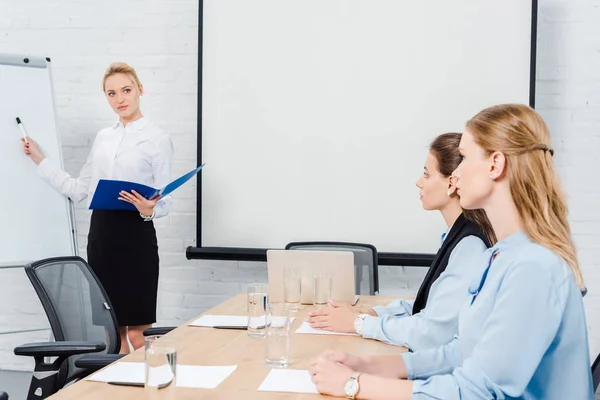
[89,164,205,211]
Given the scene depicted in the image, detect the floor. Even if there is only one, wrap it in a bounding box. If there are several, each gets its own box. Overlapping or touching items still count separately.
[0,369,30,399]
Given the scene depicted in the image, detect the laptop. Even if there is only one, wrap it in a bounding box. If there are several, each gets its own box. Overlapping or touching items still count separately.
[267,249,359,305]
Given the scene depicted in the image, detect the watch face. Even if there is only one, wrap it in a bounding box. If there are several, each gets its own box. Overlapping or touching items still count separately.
[354,317,362,331]
[344,379,358,396]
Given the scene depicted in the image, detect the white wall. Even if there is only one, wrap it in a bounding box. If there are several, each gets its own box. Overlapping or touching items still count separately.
[200,0,532,254]
[0,0,599,371]
[536,0,600,358]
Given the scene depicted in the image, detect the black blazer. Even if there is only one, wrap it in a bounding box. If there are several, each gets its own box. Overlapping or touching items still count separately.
[411,213,491,315]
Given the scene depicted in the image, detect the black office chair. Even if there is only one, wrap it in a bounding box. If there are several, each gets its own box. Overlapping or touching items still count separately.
[285,241,379,295]
[14,257,124,400]
[0,391,8,400]
[592,352,600,393]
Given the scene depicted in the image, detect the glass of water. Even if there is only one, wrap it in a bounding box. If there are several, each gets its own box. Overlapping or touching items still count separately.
[247,283,268,337]
[265,303,291,368]
[284,265,302,310]
[313,269,332,306]
[144,335,176,389]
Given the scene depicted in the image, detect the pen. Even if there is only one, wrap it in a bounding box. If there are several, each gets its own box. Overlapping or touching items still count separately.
[107,381,144,387]
[108,380,172,389]
[15,117,29,144]
[213,325,248,330]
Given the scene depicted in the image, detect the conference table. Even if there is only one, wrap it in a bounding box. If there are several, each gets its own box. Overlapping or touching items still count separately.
[49,293,407,399]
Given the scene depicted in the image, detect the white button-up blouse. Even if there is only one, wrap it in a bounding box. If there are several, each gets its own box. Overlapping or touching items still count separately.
[36,117,174,218]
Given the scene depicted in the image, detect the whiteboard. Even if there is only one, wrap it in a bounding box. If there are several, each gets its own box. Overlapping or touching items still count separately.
[0,54,76,266]
[200,1,534,254]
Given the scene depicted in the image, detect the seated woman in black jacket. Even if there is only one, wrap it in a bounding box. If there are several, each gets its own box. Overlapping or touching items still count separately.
[308,132,495,351]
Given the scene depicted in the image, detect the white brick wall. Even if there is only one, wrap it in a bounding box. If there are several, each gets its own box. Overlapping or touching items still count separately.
[0,0,204,371]
[1,0,599,373]
[0,269,51,371]
[535,0,600,359]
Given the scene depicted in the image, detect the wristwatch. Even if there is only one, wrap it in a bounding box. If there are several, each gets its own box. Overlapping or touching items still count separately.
[353,314,368,335]
[140,210,155,221]
[344,371,362,399]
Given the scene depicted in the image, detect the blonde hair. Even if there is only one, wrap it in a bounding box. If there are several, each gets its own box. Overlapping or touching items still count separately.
[102,62,142,92]
[466,104,584,289]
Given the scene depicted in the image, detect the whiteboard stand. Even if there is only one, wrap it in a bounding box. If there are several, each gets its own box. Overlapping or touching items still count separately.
[47,57,79,257]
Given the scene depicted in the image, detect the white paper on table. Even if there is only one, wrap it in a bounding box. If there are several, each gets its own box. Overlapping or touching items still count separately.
[295,321,358,336]
[177,365,237,389]
[86,362,146,384]
[86,362,237,389]
[189,315,248,327]
[190,315,296,328]
[268,316,296,327]
[257,369,319,394]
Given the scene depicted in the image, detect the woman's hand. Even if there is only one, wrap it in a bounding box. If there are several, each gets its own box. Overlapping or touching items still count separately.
[308,301,360,332]
[22,137,46,165]
[310,353,356,397]
[118,190,161,217]
[319,349,368,372]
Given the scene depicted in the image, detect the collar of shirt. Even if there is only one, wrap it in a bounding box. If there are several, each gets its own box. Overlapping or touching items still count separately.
[440,224,453,246]
[110,117,154,159]
[490,230,529,253]
[468,230,529,301]
[112,116,149,131]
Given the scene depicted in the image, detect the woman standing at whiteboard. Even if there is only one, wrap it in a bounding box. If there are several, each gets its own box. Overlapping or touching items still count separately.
[22,62,173,354]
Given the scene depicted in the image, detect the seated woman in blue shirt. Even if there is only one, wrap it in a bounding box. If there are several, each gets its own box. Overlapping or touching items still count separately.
[308,132,495,351]
[309,104,593,400]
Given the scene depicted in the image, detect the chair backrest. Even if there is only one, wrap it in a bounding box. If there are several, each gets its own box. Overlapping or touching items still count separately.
[285,242,379,295]
[24,256,120,383]
[592,352,600,393]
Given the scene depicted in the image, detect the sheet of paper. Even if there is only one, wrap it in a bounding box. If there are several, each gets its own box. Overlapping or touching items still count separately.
[177,365,237,389]
[86,362,146,384]
[190,315,296,328]
[189,315,248,327]
[295,321,358,336]
[268,316,295,327]
[258,369,319,394]
[86,362,237,389]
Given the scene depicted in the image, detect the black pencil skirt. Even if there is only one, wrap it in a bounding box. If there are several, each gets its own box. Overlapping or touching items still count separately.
[87,210,159,327]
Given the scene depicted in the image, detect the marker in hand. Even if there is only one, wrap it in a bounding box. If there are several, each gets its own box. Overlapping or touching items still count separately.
[16,117,29,144]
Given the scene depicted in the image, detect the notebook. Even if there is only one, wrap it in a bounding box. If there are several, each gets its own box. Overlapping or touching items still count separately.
[89,164,204,210]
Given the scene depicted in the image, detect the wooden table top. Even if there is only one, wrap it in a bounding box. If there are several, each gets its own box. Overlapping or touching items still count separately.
[49,293,407,399]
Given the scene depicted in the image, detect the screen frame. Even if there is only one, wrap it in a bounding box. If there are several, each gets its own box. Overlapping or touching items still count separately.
[187,0,538,265]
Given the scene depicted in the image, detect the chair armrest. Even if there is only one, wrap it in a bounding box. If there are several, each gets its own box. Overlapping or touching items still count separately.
[14,341,106,358]
[74,353,125,370]
[143,327,176,336]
